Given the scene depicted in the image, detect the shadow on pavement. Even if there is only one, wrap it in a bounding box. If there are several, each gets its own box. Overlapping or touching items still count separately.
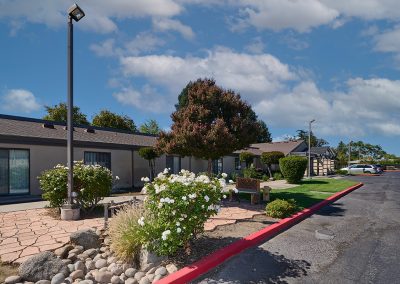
[195,247,310,284]
[315,203,346,217]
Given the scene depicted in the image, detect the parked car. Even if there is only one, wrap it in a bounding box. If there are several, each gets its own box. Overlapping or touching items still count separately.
[340,164,378,174]
[373,164,383,173]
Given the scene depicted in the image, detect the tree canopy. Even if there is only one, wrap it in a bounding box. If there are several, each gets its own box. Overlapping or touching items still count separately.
[140,119,161,135]
[256,120,272,143]
[43,103,89,125]
[92,110,136,132]
[335,140,387,165]
[157,78,261,173]
[138,147,160,180]
[261,151,285,178]
[296,129,328,147]
[239,151,255,168]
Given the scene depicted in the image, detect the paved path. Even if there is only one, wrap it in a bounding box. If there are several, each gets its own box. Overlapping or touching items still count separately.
[0,202,263,264]
[196,172,400,284]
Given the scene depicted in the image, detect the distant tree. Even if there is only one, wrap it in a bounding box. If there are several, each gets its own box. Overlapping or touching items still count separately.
[140,119,161,135]
[256,120,272,143]
[296,129,328,147]
[92,110,136,132]
[239,152,255,169]
[43,102,89,125]
[261,151,285,179]
[157,78,260,175]
[138,147,160,181]
[175,82,190,110]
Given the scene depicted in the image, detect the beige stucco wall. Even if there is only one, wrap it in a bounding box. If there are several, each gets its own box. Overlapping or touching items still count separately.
[222,156,236,174]
[0,143,134,195]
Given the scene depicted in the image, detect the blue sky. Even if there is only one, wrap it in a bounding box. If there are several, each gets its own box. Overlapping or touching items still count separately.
[0,1,399,155]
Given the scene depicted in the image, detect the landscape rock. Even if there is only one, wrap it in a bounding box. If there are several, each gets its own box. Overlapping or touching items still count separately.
[67,264,75,273]
[70,229,100,250]
[110,275,122,284]
[78,280,93,284]
[125,278,138,284]
[152,275,162,283]
[67,253,77,262]
[51,273,66,284]
[145,267,156,275]
[61,259,72,265]
[166,263,178,274]
[140,263,155,273]
[138,276,151,284]
[70,270,84,280]
[93,271,112,283]
[92,254,102,262]
[146,274,155,282]
[54,245,74,259]
[4,275,21,284]
[82,248,98,258]
[95,259,108,269]
[69,246,84,255]
[99,267,108,272]
[110,265,123,276]
[125,268,137,278]
[140,250,166,268]
[35,281,51,284]
[134,271,146,281]
[74,261,86,273]
[155,267,167,276]
[19,251,68,282]
[85,261,96,271]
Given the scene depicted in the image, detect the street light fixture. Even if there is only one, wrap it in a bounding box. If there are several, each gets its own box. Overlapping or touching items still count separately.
[308,119,315,179]
[62,3,85,220]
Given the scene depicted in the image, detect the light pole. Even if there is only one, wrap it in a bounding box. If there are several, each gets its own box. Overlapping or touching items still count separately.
[308,119,315,179]
[62,3,85,220]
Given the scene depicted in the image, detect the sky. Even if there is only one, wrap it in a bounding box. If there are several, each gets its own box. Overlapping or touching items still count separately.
[0,0,399,155]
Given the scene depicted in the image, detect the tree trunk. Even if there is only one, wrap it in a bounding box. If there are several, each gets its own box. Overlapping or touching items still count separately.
[207,159,212,176]
[267,165,272,179]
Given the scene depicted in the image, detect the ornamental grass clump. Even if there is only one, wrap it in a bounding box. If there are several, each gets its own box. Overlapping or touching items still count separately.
[139,169,231,256]
[108,206,145,262]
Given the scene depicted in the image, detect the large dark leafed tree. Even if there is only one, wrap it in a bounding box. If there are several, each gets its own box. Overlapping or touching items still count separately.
[158,78,261,175]
[43,102,89,125]
[92,110,136,132]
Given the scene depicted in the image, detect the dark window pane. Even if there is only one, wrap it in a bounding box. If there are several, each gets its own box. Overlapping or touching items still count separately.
[9,150,29,194]
[84,152,111,169]
[0,150,9,195]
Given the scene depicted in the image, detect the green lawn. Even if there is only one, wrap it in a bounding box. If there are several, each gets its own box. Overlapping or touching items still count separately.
[238,178,358,210]
[270,178,358,209]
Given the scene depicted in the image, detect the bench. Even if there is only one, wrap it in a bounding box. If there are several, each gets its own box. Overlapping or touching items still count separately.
[230,178,271,204]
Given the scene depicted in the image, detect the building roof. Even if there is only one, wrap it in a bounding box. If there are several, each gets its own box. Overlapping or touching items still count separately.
[310,146,336,158]
[0,114,157,150]
[235,140,307,156]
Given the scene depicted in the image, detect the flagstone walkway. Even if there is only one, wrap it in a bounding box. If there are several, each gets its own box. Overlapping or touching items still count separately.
[0,203,264,264]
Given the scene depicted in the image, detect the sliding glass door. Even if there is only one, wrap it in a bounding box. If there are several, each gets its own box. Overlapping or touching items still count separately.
[0,149,29,195]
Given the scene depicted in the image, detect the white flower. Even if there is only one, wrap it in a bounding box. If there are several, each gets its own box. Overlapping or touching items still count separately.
[201,205,204,208]
[179,218,184,221]
[204,195,210,202]
[222,173,227,178]
[71,192,78,198]
[163,168,169,174]
[233,188,238,193]
[115,176,120,180]
[158,203,163,208]
[138,217,145,226]
[141,177,150,182]
[229,180,234,184]
[188,193,197,199]
[80,188,85,192]
[161,230,171,240]
[182,196,187,201]
[176,221,180,226]
[223,195,227,199]
[177,227,182,233]
[172,210,176,215]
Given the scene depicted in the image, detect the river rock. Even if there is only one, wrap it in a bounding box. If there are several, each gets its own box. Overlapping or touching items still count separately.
[50,273,65,284]
[70,229,100,250]
[4,275,21,284]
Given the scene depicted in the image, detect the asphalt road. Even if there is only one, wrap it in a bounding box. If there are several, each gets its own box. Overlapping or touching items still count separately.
[195,172,400,284]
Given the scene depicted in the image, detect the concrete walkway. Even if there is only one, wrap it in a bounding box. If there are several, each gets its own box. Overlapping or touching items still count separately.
[0,202,264,264]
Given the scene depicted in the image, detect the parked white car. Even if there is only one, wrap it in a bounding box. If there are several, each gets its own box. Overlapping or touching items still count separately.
[341,164,378,174]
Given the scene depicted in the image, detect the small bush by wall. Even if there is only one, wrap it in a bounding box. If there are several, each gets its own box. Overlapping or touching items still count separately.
[266,198,297,218]
[279,156,308,184]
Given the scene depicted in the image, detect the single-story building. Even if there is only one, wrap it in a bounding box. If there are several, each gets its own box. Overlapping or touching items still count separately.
[0,114,209,197]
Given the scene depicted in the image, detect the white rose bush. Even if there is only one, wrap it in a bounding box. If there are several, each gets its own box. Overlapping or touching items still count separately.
[137,169,231,256]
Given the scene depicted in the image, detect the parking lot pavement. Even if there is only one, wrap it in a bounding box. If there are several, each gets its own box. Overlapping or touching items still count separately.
[196,172,400,284]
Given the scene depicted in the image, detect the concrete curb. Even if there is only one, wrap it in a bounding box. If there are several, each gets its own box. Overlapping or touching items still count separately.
[156,182,364,284]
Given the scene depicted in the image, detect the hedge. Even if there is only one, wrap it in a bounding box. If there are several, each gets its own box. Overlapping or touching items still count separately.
[279,156,308,184]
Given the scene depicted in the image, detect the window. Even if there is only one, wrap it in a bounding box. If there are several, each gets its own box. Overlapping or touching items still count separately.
[212,158,223,175]
[166,155,181,174]
[84,152,111,169]
[234,157,241,170]
[0,149,29,195]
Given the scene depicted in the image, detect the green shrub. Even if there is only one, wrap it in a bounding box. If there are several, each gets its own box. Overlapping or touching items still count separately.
[266,199,297,218]
[243,165,262,179]
[273,172,284,180]
[138,169,231,256]
[261,151,285,178]
[262,174,269,181]
[109,206,145,262]
[335,169,348,175]
[279,156,308,184]
[239,152,254,168]
[38,161,113,210]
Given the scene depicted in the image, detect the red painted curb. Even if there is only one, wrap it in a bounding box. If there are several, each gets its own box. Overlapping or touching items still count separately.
[156,182,363,284]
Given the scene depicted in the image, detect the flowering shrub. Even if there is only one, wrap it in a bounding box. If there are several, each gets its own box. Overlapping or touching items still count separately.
[138,169,231,256]
[38,161,113,211]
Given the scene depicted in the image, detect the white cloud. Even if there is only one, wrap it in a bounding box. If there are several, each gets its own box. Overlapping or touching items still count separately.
[1,89,41,113]
[0,0,182,33]
[120,47,296,101]
[113,85,171,113]
[374,26,400,53]
[90,39,118,57]
[244,37,265,54]
[152,18,195,39]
